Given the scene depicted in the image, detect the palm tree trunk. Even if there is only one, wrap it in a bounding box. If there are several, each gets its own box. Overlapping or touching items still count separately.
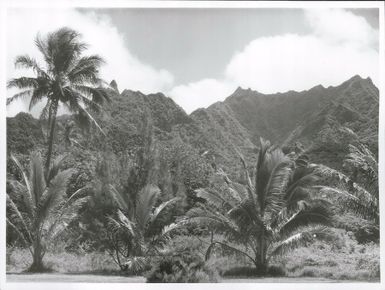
[30,235,44,272]
[45,100,58,177]
[256,233,268,275]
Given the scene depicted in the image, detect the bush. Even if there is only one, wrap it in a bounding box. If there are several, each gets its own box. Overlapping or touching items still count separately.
[300,267,317,277]
[280,230,380,281]
[221,265,286,278]
[146,248,218,283]
[267,265,286,277]
[222,266,257,277]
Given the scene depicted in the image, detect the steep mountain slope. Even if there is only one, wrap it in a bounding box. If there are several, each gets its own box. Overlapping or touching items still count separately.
[194,75,378,169]
[7,75,378,177]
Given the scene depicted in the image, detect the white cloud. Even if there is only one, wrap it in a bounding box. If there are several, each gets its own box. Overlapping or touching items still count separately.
[169,79,236,114]
[6,8,174,117]
[171,8,379,113]
[305,9,378,48]
[225,33,378,93]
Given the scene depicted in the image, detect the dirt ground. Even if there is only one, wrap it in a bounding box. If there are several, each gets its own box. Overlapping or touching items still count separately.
[7,273,373,283]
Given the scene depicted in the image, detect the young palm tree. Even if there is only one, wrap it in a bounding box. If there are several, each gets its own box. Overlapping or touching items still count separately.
[7,27,110,174]
[179,139,334,274]
[7,152,88,272]
[107,184,179,273]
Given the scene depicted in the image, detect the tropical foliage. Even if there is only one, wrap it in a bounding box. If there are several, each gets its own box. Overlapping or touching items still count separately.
[6,152,88,271]
[316,143,379,237]
[5,26,379,281]
[106,184,179,273]
[178,139,334,273]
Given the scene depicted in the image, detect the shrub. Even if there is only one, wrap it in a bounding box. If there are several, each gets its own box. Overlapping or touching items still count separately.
[222,266,257,277]
[300,267,317,277]
[146,248,218,283]
[220,264,286,278]
[267,265,286,277]
[281,230,380,281]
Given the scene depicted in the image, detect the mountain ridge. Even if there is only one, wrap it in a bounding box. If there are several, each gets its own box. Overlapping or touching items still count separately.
[7,75,378,176]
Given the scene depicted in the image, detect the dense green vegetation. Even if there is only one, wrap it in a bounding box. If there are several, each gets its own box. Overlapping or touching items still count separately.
[6,27,380,282]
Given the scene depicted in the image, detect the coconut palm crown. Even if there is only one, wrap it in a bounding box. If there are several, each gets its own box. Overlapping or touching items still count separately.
[179,138,334,273]
[7,27,110,174]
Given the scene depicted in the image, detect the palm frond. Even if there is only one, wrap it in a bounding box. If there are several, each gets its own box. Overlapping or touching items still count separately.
[6,193,33,242]
[264,161,293,216]
[6,90,33,106]
[235,151,257,207]
[136,185,160,231]
[228,200,262,231]
[46,196,89,240]
[68,55,104,84]
[186,206,241,237]
[7,77,39,90]
[78,105,106,135]
[37,169,73,222]
[10,154,34,209]
[196,188,230,209]
[269,227,334,258]
[28,86,49,111]
[117,209,136,237]
[149,197,180,225]
[278,202,333,238]
[315,165,377,205]
[316,186,378,221]
[255,139,287,212]
[39,99,52,121]
[6,218,33,253]
[205,241,255,264]
[14,55,49,78]
[109,185,130,212]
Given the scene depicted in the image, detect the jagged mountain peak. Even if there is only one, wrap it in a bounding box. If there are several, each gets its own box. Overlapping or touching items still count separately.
[109,80,119,94]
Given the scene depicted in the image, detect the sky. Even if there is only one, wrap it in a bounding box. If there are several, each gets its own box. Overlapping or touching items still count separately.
[6,7,380,116]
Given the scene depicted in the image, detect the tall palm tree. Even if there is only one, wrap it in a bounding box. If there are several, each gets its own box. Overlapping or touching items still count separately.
[7,152,88,272]
[7,27,109,174]
[179,139,333,274]
[107,184,179,273]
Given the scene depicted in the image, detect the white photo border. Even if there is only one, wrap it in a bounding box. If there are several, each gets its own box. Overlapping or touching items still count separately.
[0,1,383,290]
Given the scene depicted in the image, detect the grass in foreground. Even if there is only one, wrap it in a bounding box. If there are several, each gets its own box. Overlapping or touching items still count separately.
[6,247,118,274]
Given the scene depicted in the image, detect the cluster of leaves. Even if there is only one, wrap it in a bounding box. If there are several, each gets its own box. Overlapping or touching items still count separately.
[146,237,219,283]
[315,143,379,242]
[6,152,88,271]
[175,139,334,273]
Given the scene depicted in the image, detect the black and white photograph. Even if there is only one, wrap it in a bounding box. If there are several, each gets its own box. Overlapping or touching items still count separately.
[1,0,384,288]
